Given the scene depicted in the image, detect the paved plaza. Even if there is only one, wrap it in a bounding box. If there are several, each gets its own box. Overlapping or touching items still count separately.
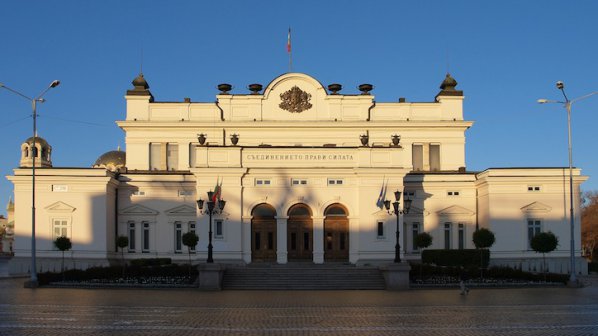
[1,277,597,336]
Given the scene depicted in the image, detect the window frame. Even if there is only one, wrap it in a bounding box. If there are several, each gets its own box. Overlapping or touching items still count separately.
[142,221,150,253]
[527,219,542,249]
[376,221,385,239]
[291,178,308,186]
[444,222,452,249]
[174,221,183,253]
[128,221,136,252]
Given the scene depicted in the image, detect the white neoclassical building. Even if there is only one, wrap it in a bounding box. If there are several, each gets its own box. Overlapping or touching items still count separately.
[6,72,588,275]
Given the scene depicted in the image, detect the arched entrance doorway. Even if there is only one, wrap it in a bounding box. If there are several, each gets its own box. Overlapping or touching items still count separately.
[251,203,277,262]
[324,204,349,261]
[287,204,313,261]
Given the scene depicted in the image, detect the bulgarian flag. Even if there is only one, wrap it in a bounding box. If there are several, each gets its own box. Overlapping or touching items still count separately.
[287,27,291,53]
[212,178,222,202]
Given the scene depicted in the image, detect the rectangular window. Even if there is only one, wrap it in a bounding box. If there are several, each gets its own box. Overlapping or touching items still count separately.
[128,222,136,251]
[412,144,423,171]
[52,219,68,240]
[458,223,465,250]
[255,232,261,250]
[150,143,161,170]
[527,186,541,192]
[291,178,307,186]
[527,219,542,249]
[132,190,146,196]
[214,219,223,239]
[429,144,440,171]
[189,143,197,168]
[444,222,452,249]
[447,191,460,196]
[166,143,178,171]
[255,179,271,186]
[142,221,150,252]
[412,223,420,251]
[52,185,68,192]
[405,191,416,198]
[290,233,297,250]
[178,190,193,197]
[269,232,275,250]
[304,232,310,250]
[328,178,344,185]
[174,222,182,253]
[377,221,384,238]
[189,222,196,251]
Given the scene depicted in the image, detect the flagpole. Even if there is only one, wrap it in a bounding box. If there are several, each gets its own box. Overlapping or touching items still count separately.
[287,27,292,72]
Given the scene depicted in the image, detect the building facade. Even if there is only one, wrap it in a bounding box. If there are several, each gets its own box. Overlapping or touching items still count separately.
[7,72,588,275]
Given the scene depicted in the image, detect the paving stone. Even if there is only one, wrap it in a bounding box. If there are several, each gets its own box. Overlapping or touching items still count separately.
[0,278,597,335]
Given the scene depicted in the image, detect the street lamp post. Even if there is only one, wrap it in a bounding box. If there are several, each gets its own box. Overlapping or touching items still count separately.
[196,192,226,263]
[0,80,60,288]
[384,190,412,263]
[538,82,597,286]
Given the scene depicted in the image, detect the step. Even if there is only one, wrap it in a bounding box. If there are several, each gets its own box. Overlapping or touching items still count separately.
[222,264,386,290]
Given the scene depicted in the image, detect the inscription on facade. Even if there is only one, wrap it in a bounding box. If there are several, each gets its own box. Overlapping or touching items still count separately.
[245,153,354,161]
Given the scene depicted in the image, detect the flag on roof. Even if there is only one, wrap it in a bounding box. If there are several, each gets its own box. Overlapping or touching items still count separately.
[287,27,291,53]
[212,178,222,202]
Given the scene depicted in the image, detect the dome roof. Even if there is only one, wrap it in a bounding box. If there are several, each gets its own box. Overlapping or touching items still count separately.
[132,73,149,90]
[24,136,50,148]
[93,150,126,171]
[439,73,458,91]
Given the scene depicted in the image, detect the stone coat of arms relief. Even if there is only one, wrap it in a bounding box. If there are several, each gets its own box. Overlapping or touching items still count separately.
[279,86,312,113]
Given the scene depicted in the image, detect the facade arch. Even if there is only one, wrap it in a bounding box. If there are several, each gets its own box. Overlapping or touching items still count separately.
[251,203,277,262]
[287,203,313,260]
[324,202,350,261]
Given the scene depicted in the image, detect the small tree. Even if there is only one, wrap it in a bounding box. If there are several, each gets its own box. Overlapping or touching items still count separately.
[531,231,559,280]
[54,236,72,280]
[414,232,433,251]
[182,232,199,275]
[116,236,129,277]
[473,228,496,278]
[414,232,433,279]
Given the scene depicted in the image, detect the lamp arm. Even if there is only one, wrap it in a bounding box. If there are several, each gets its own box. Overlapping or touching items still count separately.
[570,91,598,104]
[35,81,59,100]
[0,85,33,101]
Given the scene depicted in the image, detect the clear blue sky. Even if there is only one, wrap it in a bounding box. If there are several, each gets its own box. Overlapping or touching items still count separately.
[1,1,597,216]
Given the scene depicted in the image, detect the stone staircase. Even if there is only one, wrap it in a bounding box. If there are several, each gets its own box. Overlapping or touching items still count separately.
[222,263,386,290]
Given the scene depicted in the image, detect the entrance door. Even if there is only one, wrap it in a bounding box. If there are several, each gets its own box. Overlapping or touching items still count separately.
[287,204,313,261]
[251,204,277,262]
[324,204,349,261]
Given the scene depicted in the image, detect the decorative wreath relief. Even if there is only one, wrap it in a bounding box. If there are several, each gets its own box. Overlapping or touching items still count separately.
[279,86,312,113]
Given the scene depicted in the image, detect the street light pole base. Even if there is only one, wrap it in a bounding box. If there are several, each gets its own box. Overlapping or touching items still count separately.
[24,279,39,288]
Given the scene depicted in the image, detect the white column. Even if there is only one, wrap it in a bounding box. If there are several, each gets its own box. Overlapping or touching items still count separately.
[313,216,324,264]
[276,216,288,264]
[348,217,359,264]
[241,216,252,264]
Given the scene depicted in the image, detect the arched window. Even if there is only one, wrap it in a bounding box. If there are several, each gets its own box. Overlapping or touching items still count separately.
[288,204,312,217]
[252,203,277,217]
[324,204,347,217]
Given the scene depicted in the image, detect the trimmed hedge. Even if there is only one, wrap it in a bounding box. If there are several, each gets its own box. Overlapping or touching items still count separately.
[409,263,568,284]
[130,258,172,267]
[422,249,490,268]
[37,263,197,285]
